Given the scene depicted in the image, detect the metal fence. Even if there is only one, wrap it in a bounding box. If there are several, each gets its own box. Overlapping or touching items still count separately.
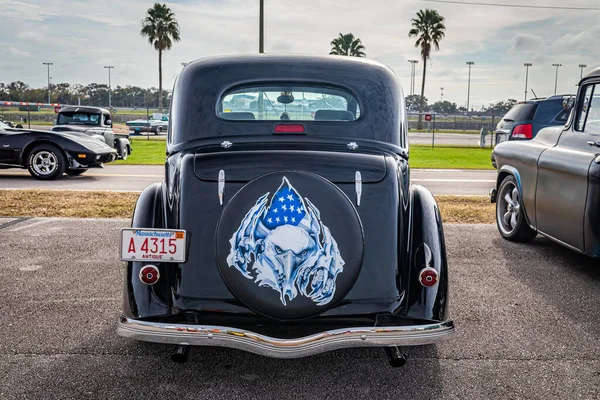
[407,113,500,132]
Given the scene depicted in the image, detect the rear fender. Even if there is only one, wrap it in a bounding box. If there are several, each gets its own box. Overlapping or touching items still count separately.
[495,165,535,228]
[405,185,449,321]
[123,183,171,318]
[20,139,67,166]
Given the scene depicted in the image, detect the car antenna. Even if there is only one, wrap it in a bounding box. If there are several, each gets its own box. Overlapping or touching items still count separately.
[530,88,538,99]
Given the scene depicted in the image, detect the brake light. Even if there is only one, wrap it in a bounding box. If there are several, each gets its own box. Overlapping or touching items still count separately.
[274,124,305,133]
[419,267,439,287]
[139,265,160,285]
[511,123,533,139]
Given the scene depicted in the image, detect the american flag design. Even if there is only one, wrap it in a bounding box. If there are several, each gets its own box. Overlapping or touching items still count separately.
[262,178,307,229]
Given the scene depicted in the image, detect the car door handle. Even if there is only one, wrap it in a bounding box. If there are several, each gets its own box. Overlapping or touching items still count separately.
[587,141,600,147]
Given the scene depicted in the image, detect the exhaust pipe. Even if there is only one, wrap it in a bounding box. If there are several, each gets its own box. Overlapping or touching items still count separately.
[384,346,407,368]
[171,344,190,363]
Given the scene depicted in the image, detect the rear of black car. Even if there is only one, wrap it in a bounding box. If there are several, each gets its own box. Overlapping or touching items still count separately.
[494,96,571,143]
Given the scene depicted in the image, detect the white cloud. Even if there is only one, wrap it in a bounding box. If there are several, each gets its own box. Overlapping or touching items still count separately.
[2,47,32,58]
[509,34,547,53]
[0,0,598,106]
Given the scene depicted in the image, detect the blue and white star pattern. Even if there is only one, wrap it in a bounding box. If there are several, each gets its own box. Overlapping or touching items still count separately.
[226,176,345,306]
[262,179,307,229]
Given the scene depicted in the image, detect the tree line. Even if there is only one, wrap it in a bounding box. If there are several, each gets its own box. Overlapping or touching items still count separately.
[405,94,518,115]
[0,81,170,108]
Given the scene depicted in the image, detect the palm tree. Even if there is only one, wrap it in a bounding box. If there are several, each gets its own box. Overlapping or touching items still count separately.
[409,9,446,129]
[140,3,181,110]
[329,33,366,57]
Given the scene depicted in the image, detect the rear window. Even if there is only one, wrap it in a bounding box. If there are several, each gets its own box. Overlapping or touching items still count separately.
[58,112,100,126]
[219,84,360,122]
[502,103,537,121]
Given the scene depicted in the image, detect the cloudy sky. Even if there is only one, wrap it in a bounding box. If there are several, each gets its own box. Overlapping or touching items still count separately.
[1,0,598,108]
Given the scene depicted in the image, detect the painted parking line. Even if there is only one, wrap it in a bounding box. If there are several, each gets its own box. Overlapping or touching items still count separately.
[412,179,495,183]
[9,218,56,232]
[0,172,163,178]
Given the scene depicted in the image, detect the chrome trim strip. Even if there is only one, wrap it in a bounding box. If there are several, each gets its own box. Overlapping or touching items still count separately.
[355,171,362,207]
[218,169,225,206]
[117,316,456,359]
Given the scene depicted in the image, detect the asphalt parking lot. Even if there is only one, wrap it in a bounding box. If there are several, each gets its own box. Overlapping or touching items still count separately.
[0,218,598,399]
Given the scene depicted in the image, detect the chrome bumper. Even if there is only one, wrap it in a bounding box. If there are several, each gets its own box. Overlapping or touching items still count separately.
[117,316,456,358]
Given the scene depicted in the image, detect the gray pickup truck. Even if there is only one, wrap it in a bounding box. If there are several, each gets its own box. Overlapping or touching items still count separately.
[51,106,131,160]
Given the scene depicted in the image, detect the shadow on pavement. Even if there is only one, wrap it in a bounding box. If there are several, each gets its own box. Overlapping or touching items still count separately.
[11,326,443,399]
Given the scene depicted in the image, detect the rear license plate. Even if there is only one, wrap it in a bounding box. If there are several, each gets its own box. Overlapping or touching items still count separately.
[121,228,187,263]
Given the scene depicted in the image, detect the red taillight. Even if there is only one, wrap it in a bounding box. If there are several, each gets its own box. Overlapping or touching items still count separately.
[511,124,533,139]
[139,265,160,285]
[273,124,305,133]
[419,267,439,287]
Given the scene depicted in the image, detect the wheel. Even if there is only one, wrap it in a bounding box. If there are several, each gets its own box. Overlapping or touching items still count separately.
[116,141,128,160]
[15,124,23,129]
[496,175,537,242]
[65,168,88,176]
[26,144,67,180]
[155,126,162,135]
[216,172,364,320]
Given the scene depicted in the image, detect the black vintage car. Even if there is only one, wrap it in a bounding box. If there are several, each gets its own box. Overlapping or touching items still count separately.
[0,120,117,179]
[117,55,455,366]
[491,67,600,256]
[51,106,131,160]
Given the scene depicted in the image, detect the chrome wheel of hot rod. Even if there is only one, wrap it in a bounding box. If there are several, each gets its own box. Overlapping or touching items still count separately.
[496,175,537,242]
[26,144,67,180]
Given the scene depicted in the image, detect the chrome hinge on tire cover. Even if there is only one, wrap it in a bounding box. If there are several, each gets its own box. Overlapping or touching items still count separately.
[218,170,225,206]
[355,171,362,207]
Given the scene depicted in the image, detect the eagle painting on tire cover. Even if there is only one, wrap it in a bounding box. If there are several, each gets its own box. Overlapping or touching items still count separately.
[226,177,345,306]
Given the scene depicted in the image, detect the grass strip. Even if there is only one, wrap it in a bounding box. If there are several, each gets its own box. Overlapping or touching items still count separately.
[0,190,139,219]
[0,190,494,223]
[118,140,494,169]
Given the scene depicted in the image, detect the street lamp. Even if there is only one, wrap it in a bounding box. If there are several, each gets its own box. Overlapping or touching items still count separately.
[440,87,444,101]
[42,62,53,103]
[466,61,474,112]
[408,60,418,96]
[259,0,264,53]
[552,63,562,95]
[104,66,114,108]
[579,64,587,80]
[524,63,532,101]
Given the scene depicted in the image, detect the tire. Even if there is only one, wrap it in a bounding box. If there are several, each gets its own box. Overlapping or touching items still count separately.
[65,168,88,176]
[26,144,67,180]
[116,141,128,160]
[15,124,23,129]
[155,126,162,135]
[495,175,537,242]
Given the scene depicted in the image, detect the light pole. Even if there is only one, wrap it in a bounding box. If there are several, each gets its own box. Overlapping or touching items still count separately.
[440,87,444,102]
[104,66,114,108]
[579,64,587,80]
[42,62,53,103]
[259,0,264,53]
[524,63,532,101]
[408,60,418,95]
[466,61,474,112]
[552,63,562,95]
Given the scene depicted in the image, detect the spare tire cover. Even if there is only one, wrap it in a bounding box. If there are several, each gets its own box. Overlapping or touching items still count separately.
[216,171,364,320]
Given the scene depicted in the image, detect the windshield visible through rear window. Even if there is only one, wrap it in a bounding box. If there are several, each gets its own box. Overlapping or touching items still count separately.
[219,85,360,122]
[58,112,100,125]
[502,103,537,121]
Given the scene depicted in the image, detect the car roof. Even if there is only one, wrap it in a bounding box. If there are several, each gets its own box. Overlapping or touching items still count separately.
[59,106,110,114]
[583,67,600,80]
[169,54,406,149]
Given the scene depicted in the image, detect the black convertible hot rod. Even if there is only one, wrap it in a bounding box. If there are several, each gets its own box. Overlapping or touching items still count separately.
[117,55,455,366]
